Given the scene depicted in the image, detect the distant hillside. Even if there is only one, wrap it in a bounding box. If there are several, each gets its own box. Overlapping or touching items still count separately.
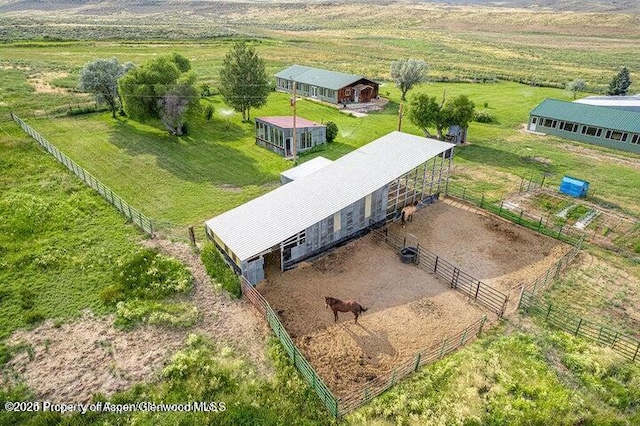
[1,0,639,15]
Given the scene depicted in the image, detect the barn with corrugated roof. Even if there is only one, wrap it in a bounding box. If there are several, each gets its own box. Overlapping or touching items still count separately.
[205,131,455,284]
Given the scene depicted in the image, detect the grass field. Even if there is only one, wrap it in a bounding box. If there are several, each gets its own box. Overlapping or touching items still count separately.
[1,2,640,424]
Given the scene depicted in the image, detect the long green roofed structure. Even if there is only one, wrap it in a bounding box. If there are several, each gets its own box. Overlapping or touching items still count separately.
[528,98,640,154]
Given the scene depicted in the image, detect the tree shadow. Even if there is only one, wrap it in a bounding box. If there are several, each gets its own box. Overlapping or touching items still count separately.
[108,118,279,186]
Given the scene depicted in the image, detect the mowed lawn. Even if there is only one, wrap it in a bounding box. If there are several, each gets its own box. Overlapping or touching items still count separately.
[22,80,640,226]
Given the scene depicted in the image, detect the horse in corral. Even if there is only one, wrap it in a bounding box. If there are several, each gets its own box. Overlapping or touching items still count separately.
[325,296,368,323]
[401,201,419,226]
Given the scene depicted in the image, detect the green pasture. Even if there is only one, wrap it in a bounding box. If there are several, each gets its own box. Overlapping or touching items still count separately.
[0,121,143,341]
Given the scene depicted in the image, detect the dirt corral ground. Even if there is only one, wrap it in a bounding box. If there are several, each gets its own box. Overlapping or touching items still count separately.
[391,199,572,303]
[258,199,571,397]
[258,234,490,398]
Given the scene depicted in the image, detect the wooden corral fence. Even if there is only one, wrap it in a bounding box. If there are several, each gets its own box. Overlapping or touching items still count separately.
[523,234,584,294]
[446,184,584,245]
[240,277,340,417]
[336,314,487,416]
[378,228,508,317]
[518,290,640,364]
[10,113,155,236]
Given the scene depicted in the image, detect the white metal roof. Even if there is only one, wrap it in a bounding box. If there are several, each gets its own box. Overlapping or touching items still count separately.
[574,95,640,111]
[280,156,333,182]
[205,131,455,262]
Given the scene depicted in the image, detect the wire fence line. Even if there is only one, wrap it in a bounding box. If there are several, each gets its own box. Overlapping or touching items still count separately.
[11,112,155,235]
[445,183,585,245]
[518,290,640,364]
[378,228,508,317]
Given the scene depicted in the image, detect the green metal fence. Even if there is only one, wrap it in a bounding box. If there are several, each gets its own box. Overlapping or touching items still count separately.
[446,184,584,245]
[336,314,487,416]
[380,228,508,317]
[519,290,640,364]
[10,113,155,236]
[240,277,339,417]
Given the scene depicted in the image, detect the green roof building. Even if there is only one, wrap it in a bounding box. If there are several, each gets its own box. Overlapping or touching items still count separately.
[528,99,640,154]
[275,65,379,105]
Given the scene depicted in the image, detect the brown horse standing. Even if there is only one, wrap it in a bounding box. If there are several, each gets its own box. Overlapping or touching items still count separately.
[325,296,368,323]
[401,201,418,225]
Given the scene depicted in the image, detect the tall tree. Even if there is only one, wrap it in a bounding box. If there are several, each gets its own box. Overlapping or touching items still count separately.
[118,53,195,121]
[408,93,475,139]
[158,73,200,135]
[607,66,632,96]
[407,93,442,138]
[79,58,130,118]
[566,78,587,99]
[390,59,428,101]
[219,42,270,121]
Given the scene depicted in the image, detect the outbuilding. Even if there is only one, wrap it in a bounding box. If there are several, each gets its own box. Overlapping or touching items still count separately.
[528,99,640,154]
[256,116,326,157]
[205,131,455,284]
[275,65,379,105]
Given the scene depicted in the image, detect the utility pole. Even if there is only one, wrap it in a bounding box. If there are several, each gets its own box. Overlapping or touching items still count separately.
[291,81,297,164]
[398,103,404,132]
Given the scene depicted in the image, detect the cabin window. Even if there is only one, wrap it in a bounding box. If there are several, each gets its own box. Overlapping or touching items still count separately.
[531,117,537,124]
[541,118,555,128]
[632,134,640,145]
[299,131,313,149]
[581,126,602,137]
[345,88,351,96]
[605,130,627,142]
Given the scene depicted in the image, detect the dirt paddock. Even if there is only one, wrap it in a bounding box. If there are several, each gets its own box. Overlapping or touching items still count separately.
[258,200,571,397]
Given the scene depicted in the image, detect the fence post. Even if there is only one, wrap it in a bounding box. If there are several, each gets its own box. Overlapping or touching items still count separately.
[439,339,447,358]
[633,341,640,362]
[461,326,469,344]
[518,210,524,224]
[474,281,481,300]
[478,315,487,335]
[480,194,485,208]
[597,326,603,343]
[188,226,196,247]
[517,285,525,310]
[575,318,583,336]
[558,220,565,238]
[537,217,543,231]
[434,256,439,273]
[462,188,466,200]
[391,368,397,386]
[546,303,553,319]
[498,201,503,216]
[414,352,421,372]
[611,332,618,348]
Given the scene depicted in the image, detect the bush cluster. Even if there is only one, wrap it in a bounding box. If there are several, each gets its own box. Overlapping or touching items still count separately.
[115,300,200,329]
[200,243,241,298]
[474,110,494,123]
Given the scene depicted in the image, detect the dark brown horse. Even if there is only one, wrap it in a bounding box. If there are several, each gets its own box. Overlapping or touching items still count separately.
[325,296,368,323]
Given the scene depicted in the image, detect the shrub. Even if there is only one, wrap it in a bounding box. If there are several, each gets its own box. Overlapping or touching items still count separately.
[474,110,493,123]
[115,300,200,329]
[201,243,241,298]
[204,104,215,121]
[113,248,192,301]
[325,121,338,142]
[24,310,45,325]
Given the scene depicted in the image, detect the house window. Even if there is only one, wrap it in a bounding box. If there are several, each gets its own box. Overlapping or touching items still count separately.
[581,126,602,137]
[345,88,351,96]
[531,117,537,124]
[605,130,627,142]
[541,118,555,128]
[299,131,313,149]
[632,134,640,145]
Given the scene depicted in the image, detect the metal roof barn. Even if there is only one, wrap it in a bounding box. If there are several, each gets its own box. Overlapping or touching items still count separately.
[275,65,364,91]
[205,131,455,264]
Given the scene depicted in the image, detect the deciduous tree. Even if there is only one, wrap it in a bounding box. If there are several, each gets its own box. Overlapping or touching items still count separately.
[390,59,428,101]
[408,93,475,139]
[79,57,131,118]
[566,78,587,99]
[219,42,270,121]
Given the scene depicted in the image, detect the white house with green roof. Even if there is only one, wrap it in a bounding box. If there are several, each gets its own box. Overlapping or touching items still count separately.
[275,65,379,105]
[528,99,640,154]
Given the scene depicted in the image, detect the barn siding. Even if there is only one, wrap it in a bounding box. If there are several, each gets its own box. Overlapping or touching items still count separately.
[281,186,387,269]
